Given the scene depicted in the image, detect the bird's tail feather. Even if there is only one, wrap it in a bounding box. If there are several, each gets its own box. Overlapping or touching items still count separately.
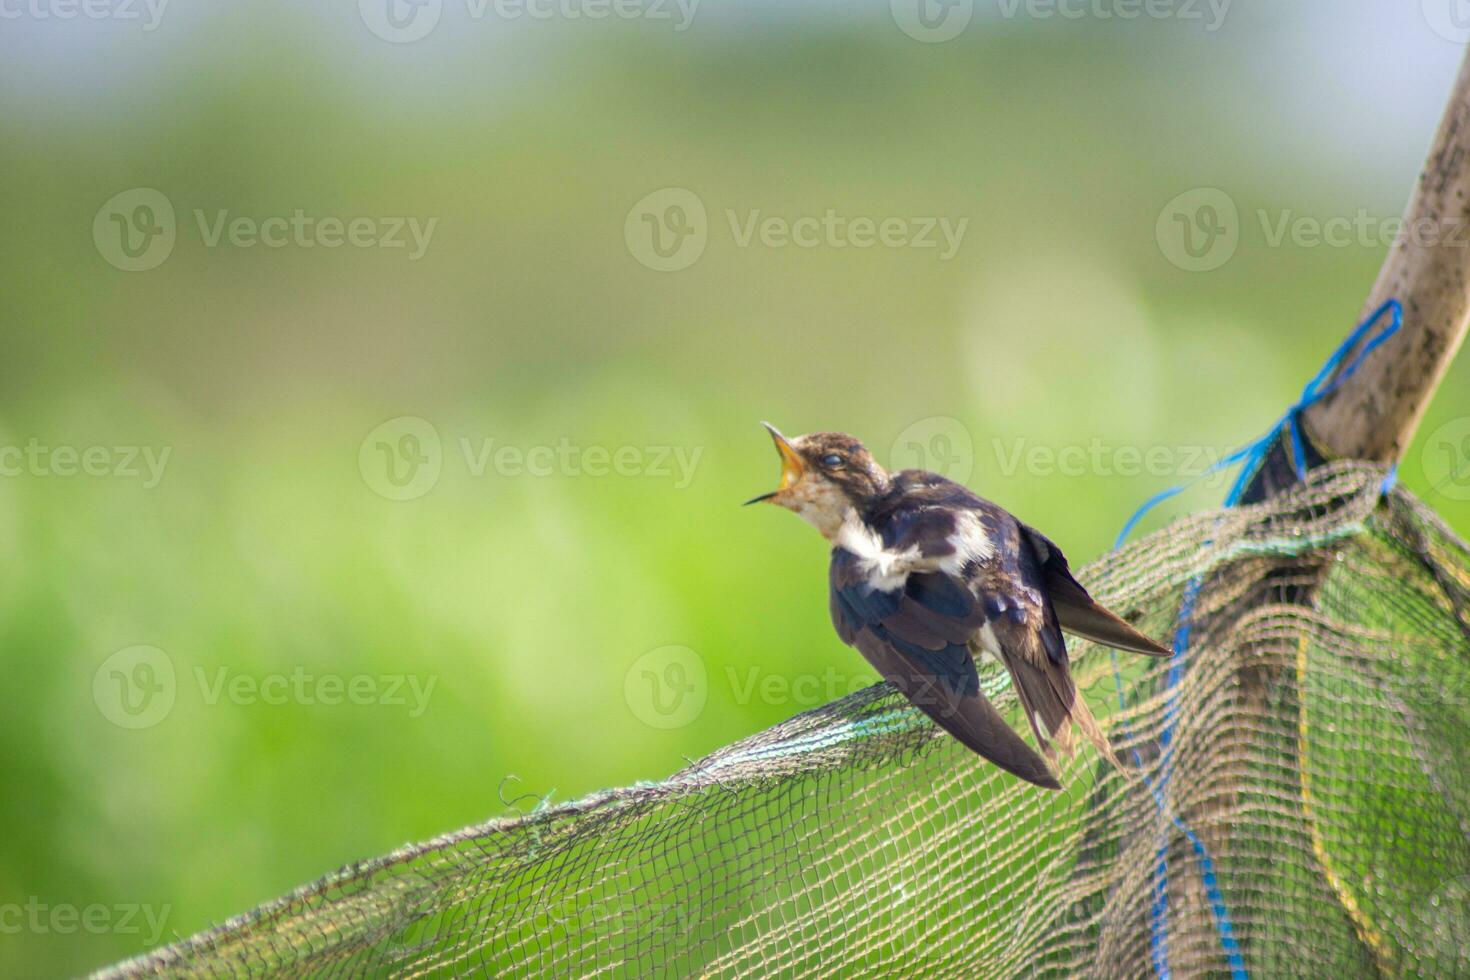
[1007,655,1121,769]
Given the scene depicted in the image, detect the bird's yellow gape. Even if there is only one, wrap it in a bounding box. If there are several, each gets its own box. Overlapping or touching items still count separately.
[767,422,805,490]
[744,422,804,505]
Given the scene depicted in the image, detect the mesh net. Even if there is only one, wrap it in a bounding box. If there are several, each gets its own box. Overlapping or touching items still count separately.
[96,462,1470,979]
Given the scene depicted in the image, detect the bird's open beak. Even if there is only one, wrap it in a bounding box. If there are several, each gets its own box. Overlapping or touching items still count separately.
[744,422,804,505]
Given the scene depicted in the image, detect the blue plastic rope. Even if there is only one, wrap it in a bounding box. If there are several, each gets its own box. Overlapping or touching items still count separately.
[1116,299,1403,544]
[1111,299,1403,980]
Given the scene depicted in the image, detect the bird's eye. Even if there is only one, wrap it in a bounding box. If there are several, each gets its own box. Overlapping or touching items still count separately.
[821,453,845,468]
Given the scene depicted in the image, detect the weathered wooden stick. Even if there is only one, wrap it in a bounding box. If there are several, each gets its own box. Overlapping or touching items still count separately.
[1302,46,1470,465]
[1187,49,1470,970]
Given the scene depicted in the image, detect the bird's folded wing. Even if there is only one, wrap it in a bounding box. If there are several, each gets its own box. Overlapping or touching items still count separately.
[829,548,1059,789]
[1020,525,1171,657]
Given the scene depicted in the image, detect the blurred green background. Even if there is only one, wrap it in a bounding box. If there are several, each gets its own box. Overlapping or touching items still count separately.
[4,1,1470,974]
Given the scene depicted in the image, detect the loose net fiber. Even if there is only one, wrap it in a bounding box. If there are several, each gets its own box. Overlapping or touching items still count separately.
[99,463,1470,979]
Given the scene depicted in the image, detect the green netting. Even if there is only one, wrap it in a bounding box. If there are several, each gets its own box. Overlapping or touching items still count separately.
[95,462,1470,979]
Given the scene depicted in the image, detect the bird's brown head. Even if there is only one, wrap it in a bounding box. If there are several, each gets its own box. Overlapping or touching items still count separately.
[746,423,890,538]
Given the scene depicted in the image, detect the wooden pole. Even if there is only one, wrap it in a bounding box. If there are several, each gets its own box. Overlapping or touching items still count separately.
[1301,47,1470,468]
[1238,46,1470,503]
[1182,49,1470,971]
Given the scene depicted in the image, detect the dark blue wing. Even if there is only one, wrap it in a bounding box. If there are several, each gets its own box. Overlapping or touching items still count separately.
[830,549,981,695]
[828,546,1058,789]
[1020,524,1170,657]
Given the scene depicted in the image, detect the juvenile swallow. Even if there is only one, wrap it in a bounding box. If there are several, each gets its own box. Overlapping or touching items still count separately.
[747,424,1170,790]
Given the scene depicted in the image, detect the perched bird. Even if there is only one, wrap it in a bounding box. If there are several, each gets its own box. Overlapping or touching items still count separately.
[747,423,1170,790]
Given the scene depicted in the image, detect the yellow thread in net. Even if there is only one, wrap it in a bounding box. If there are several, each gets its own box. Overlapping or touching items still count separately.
[1295,632,1393,971]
